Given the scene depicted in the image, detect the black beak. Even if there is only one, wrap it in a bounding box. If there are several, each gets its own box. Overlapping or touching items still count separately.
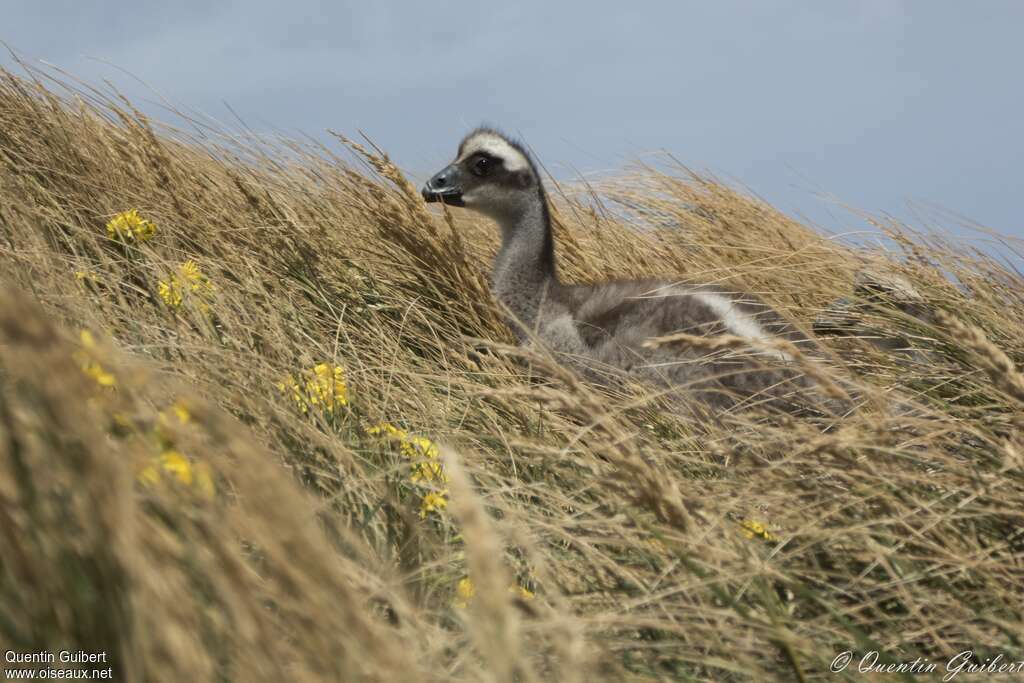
[421,165,465,206]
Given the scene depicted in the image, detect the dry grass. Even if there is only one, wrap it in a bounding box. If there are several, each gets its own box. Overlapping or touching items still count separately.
[1,63,1023,682]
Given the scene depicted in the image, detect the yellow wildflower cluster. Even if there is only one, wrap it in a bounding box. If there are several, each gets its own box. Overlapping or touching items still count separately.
[138,399,215,499]
[106,209,156,242]
[70,331,213,500]
[740,519,776,542]
[367,422,447,518]
[156,398,192,434]
[452,577,535,609]
[166,400,191,426]
[367,422,444,480]
[75,330,116,387]
[138,449,215,499]
[279,363,349,414]
[158,260,214,311]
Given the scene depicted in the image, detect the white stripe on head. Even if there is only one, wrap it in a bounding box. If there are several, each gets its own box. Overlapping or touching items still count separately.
[459,132,530,172]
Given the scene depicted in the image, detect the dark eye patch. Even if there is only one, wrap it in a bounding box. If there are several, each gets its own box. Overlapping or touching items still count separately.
[470,152,501,177]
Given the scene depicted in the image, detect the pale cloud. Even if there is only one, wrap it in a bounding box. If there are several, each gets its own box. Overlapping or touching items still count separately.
[2,1,1022,246]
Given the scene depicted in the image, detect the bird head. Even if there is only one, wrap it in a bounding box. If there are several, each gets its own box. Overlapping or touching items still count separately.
[422,128,541,220]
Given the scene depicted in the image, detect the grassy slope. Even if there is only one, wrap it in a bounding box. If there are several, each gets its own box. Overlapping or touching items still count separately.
[1,65,1022,682]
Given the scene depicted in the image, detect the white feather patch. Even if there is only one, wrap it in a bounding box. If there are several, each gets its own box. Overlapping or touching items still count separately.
[691,291,793,362]
[459,133,529,172]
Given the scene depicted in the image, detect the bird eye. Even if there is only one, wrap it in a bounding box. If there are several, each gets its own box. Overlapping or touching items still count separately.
[472,156,491,177]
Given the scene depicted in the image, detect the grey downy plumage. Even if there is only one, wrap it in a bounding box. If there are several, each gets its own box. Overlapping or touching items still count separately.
[422,127,849,416]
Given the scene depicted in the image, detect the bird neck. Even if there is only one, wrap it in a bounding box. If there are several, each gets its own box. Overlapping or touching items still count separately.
[491,190,559,334]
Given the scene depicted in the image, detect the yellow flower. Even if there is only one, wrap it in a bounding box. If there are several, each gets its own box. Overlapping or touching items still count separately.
[75,330,116,387]
[510,584,535,601]
[138,450,191,486]
[407,435,445,483]
[454,577,475,608]
[740,519,776,542]
[155,399,193,448]
[368,423,446,483]
[158,260,214,311]
[280,363,349,414]
[157,399,191,426]
[404,434,439,459]
[82,362,116,387]
[367,422,408,440]
[306,363,348,410]
[137,450,215,499]
[420,490,448,518]
[411,459,447,484]
[158,279,183,308]
[278,376,307,412]
[453,577,534,608]
[170,400,191,425]
[159,450,193,485]
[106,209,156,242]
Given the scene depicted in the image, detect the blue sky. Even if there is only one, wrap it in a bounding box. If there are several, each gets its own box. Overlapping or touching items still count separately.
[4,1,1023,253]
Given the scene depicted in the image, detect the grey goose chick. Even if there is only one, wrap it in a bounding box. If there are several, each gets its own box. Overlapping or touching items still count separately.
[422,128,843,415]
